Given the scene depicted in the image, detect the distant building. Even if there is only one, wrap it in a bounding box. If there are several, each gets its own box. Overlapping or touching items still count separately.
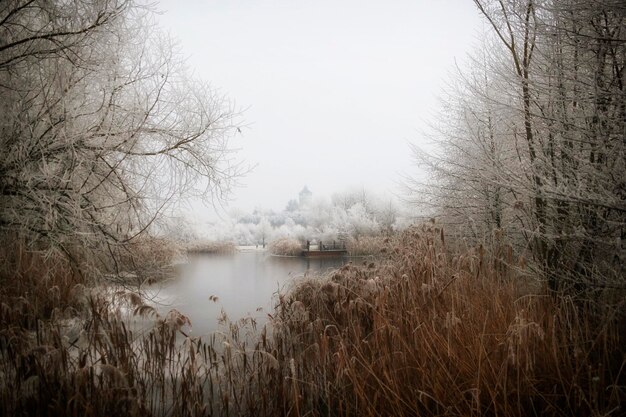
[299,186,312,206]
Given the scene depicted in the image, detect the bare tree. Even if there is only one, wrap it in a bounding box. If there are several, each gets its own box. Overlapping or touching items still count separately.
[0,1,242,275]
[408,0,625,293]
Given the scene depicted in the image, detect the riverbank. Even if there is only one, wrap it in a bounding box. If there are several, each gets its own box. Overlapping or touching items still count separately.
[186,240,236,254]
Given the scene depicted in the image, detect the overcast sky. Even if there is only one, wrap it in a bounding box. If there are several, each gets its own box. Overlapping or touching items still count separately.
[154,0,483,214]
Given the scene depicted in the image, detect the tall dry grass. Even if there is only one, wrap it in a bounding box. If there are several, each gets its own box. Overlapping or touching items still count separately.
[186,240,236,255]
[346,235,387,256]
[272,226,625,416]
[0,226,623,416]
[269,237,304,256]
[0,239,85,328]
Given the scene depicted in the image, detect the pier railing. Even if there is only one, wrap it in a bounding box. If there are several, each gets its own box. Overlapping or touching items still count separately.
[304,240,346,251]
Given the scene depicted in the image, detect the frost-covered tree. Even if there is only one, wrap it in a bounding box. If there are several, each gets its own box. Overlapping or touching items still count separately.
[407,40,521,241]
[346,203,380,239]
[409,0,625,292]
[255,218,272,248]
[0,1,241,270]
[200,188,405,245]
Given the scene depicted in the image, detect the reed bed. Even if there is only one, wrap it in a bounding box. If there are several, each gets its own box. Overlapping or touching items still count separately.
[346,235,387,256]
[186,241,236,255]
[269,237,304,256]
[0,226,623,416]
[272,226,625,416]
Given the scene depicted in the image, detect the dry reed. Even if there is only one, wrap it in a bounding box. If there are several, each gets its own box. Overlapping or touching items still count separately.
[0,226,623,416]
[346,235,387,256]
[186,241,236,255]
[269,238,304,256]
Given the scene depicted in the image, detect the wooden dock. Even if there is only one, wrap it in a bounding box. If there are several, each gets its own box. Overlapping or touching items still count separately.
[301,249,347,258]
[301,240,347,257]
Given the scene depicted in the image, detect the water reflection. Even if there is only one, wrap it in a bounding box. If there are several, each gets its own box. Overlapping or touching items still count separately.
[147,251,346,337]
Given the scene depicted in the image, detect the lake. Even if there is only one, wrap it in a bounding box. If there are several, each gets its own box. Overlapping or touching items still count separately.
[145,250,347,337]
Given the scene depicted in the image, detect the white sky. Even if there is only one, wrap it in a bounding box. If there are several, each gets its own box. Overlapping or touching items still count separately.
[154,0,483,213]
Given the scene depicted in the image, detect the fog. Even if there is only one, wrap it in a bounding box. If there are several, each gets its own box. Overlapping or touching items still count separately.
[154,0,483,215]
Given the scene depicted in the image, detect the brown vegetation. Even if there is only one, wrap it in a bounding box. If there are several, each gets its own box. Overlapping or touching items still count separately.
[346,235,387,256]
[269,237,304,256]
[186,240,236,255]
[116,237,183,284]
[274,225,625,416]
[0,226,623,416]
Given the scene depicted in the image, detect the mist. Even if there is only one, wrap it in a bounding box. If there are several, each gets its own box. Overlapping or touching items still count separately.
[153,0,482,215]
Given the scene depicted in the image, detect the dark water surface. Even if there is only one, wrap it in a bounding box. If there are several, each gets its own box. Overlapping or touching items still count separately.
[147,251,346,337]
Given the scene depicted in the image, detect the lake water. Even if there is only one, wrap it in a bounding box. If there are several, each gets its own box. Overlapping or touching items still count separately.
[146,250,346,337]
